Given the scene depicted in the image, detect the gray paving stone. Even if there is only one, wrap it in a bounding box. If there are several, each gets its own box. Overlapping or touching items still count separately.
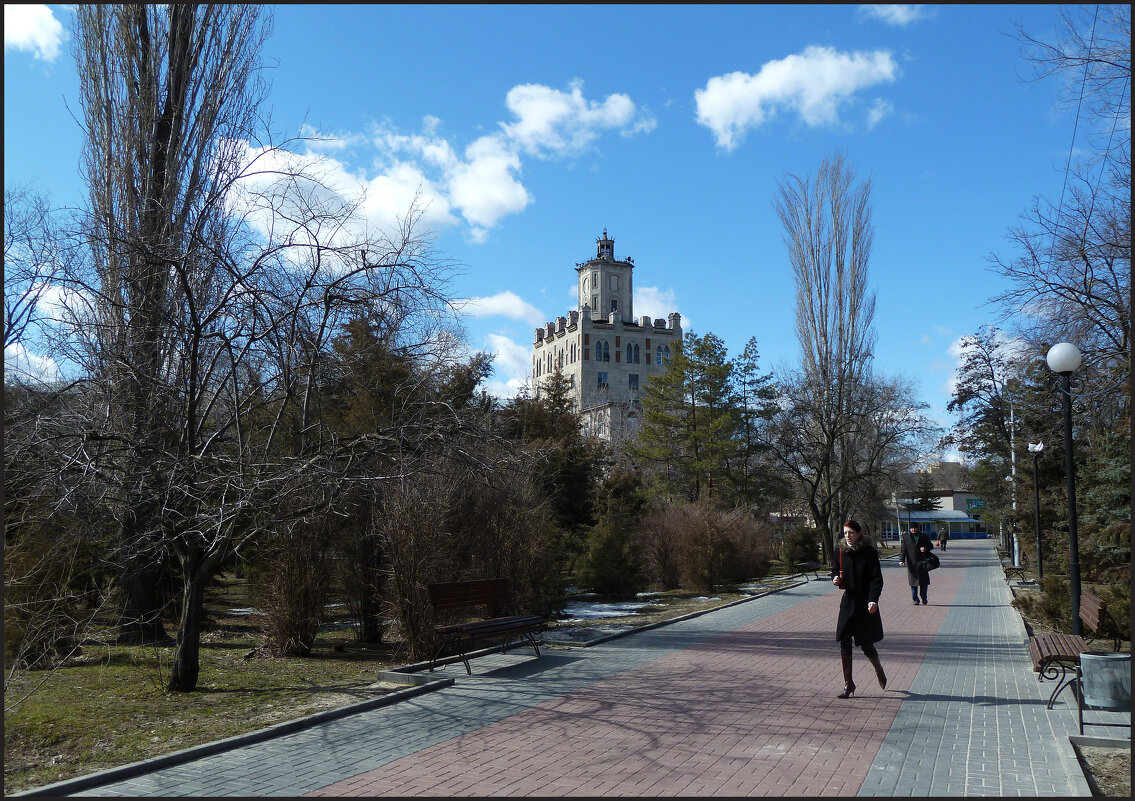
[12,541,1115,798]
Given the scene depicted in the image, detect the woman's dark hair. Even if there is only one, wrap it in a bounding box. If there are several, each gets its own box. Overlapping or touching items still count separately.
[843,520,863,533]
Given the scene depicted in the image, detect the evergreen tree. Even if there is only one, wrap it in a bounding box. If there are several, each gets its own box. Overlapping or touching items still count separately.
[576,468,648,599]
[911,473,942,511]
[629,332,738,504]
[725,337,784,508]
[499,368,607,568]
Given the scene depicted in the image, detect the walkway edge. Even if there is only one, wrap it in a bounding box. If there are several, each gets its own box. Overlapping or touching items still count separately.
[10,675,455,798]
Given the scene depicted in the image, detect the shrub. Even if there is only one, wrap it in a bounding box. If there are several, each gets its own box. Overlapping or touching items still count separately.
[576,522,644,600]
[248,521,331,657]
[638,504,775,593]
[3,521,110,672]
[1091,582,1131,643]
[1011,574,1073,633]
[781,526,821,571]
[636,507,684,590]
[377,450,567,661]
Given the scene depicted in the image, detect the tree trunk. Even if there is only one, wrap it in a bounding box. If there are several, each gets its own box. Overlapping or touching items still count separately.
[168,550,209,692]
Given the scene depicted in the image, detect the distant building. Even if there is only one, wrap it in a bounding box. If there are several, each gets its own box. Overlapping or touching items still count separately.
[884,461,989,541]
[531,230,681,442]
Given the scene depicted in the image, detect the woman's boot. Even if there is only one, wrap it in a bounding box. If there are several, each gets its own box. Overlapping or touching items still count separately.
[837,652,855,698]
[866,652,887,689]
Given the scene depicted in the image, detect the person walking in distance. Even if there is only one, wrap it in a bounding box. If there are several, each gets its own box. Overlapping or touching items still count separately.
[937,527,949,551]
[830,520,886,698]
[900,523,935,605]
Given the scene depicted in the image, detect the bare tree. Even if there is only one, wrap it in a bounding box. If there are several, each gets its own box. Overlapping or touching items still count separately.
[3,185,76,380]
[770,153,878,561]
[67,4,272,646]
[762,369,936,559]
[1013,5,1130,171]
[993,4,1131,429]
[28,4,468,692]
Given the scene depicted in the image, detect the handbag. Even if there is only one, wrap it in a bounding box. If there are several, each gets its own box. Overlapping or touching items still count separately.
[923,551,940,571]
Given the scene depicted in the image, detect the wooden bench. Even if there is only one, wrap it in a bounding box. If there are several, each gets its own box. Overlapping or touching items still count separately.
[795,561,824,580]
[1027,589,1122,732]
[427,578,546,675]
[1002,553,1029,582]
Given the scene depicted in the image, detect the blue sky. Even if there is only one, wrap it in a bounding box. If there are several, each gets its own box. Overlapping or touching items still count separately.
[5,4,1081,456]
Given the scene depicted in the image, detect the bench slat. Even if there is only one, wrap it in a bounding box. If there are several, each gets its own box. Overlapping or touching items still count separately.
[1027,589,1109,673]
[427,579,547,675]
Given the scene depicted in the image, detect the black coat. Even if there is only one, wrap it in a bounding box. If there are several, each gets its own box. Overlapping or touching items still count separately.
[831,542,884,645]
[900,531,935,587]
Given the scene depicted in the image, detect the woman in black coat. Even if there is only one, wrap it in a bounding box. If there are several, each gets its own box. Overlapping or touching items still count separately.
[830,520,886,698]
[900,524,935,605]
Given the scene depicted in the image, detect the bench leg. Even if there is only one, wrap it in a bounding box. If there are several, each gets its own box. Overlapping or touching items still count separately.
[429,639,473,675]
[1076,664,1083,735]
[457,636,473,675]
[1040,662,1076,710]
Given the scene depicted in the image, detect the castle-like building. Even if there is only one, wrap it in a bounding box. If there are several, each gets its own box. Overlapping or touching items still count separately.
[531,231,681,442]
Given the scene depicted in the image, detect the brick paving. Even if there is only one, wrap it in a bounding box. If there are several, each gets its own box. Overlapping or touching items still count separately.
[29,539,1112,797]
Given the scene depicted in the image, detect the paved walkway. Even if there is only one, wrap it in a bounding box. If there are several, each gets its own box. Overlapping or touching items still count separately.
[29,540,1129,796]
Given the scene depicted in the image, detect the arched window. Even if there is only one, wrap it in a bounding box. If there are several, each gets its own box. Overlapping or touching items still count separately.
[656,345,662,365]
[596,339,610,362]
[570,342,576,363]
[626,342,640,364]
[663,345,671,364]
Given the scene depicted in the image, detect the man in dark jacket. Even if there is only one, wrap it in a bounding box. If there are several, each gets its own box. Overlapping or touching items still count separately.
[900,523,934,605]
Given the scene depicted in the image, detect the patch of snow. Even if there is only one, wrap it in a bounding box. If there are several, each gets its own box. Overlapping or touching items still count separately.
[559,599,663,622]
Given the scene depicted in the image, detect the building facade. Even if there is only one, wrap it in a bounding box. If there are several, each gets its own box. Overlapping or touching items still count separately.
[882,462,989,542]
[531,231,681,441]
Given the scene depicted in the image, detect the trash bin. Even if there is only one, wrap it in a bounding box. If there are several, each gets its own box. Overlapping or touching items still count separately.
[1080,652,1131,710]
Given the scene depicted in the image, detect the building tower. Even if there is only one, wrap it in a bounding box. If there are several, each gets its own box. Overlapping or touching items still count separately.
[531,230,682,442]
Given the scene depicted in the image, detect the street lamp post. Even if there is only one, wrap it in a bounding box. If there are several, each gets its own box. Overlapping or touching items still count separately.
[1046,343,1082,636]
[1028,442,1044,580]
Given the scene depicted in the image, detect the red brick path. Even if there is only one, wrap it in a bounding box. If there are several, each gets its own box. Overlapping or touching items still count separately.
[308,548,970,796]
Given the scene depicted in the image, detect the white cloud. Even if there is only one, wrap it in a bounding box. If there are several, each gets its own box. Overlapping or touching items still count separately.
[349,81,651,242]
[694,46,899,150]
[856,5,934,27]
[233,81,651,246]
[458,292,545,326]
[483,333,532,398]
[4,342,61,384]
[866,98,893,130]
[501,79,656,158]
[4,4,67,62]
[447,135,531,236]
[34,282,94,324]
